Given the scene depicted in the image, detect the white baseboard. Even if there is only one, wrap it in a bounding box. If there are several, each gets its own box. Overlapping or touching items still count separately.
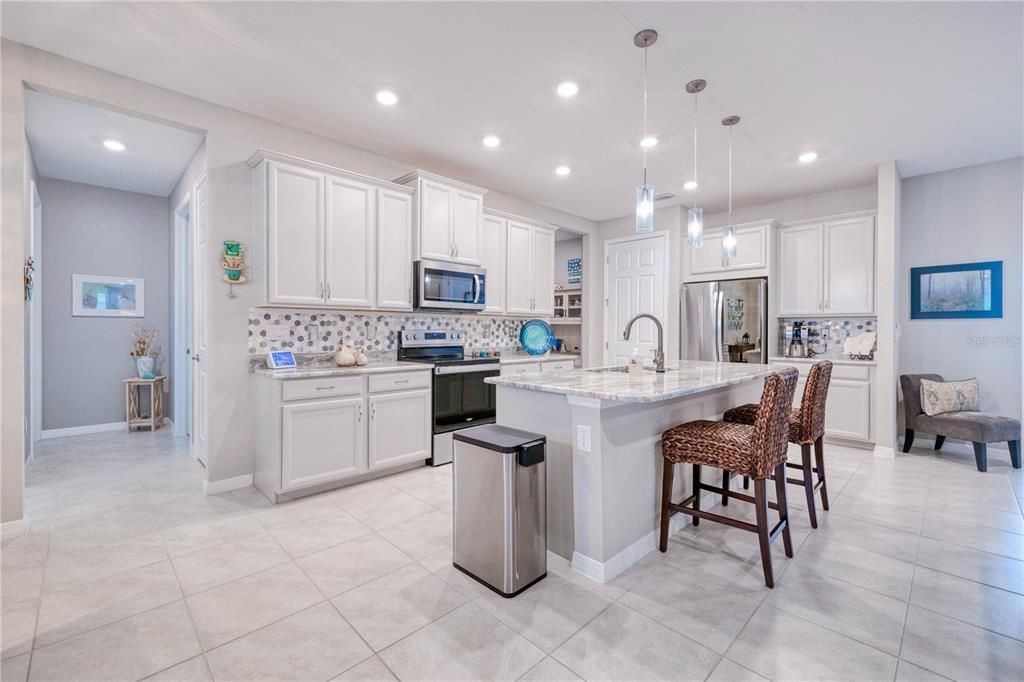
[570,485,731,584]
[1,518,26,535]
[873,445,896,458]
[204,474,253,496]
[41,421,125,439]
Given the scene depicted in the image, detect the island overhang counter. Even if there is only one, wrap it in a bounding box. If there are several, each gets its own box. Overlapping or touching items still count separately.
[486,360,775,583]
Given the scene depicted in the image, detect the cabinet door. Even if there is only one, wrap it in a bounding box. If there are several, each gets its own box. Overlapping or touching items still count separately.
[501,362,542,376]
[376,189,414,310]
[726,224,769,271]
[480,214,506,314]
[778,224,824,316]
[824,216,875,315]
[324,175,374,308]
[688,231,726,276]
[281,396,365,490]
[368,390,431,469]
[824,379,871,441]
[267,162,324,305]
[452,190,483,265]
[505,221,534,314]
[531,227,555,316]
[419,179,453,261]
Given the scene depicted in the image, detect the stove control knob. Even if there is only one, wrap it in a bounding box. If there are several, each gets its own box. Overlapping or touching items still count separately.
[413,333,421,340]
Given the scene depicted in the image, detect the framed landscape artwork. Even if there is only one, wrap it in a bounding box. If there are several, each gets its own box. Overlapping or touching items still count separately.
[910,261,1002,319]
[72,274,145,317]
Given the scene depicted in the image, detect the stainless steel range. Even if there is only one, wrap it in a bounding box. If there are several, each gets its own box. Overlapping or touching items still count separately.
[397,329,499,466]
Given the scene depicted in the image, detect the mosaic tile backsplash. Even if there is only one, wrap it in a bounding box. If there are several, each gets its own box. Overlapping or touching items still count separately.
[778,318,877,358]
[248,309,529,357]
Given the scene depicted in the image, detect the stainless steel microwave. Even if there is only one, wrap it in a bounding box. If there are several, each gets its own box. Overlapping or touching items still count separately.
[414,260,487,312]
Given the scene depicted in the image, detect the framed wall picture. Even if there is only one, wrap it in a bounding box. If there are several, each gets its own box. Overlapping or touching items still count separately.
[567,257,582,285]
[910,261,1002,319]
[72,274,145,317]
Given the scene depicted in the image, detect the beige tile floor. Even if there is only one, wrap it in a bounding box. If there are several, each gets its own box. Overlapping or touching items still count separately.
[2,430,1023,681]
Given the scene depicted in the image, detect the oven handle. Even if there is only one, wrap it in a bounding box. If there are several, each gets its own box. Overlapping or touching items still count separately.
[434,364,501,375]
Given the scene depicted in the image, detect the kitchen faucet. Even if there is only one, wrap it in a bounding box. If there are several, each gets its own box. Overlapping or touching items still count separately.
[623,314,666,373]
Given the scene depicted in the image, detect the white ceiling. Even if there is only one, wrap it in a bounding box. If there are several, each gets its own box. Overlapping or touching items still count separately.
[25,89,204,196]
[6,2,1020,220]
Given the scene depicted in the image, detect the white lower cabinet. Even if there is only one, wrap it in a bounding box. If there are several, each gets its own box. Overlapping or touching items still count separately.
[501,362,542,376]
[771,360,874,444]
[254,370,432,502]
[368,390,431,469]
[282,396,365,490]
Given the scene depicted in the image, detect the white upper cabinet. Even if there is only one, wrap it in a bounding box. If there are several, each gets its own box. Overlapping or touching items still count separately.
[376,188,414,310]
[777,213,875,317]
[397,170,487,265]
[505,220,534,315]
[250,151,413,309]
[418,178,454,261]
[266,162,325,306]
[504,217,555,316]
[324,174,374,308]
[778,223,824,316]
[531,226,555,316]
[823,215,875,315]
[452,190,483,265]
[684,221,771,281]
[480,211,507,314]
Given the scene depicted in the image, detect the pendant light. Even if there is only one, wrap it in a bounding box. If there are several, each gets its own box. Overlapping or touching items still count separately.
[634,29,657,233]
[685,79,706,247]
[721,115,741,259]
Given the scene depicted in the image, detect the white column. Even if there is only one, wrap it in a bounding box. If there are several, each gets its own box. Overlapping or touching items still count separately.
[875,161,902,457]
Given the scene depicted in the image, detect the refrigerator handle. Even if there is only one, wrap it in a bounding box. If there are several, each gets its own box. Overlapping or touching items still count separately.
[758,278,768,364]
[714,288,725,362]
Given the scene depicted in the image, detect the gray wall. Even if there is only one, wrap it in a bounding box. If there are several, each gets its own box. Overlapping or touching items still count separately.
[554,238,582,287]
[40,178,171,430]
[900,157,1023,421]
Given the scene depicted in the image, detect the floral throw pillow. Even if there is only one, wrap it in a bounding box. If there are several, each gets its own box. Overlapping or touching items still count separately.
[920,378,979,416]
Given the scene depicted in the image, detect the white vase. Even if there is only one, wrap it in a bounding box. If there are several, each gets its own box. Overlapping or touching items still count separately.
[136,356,156,377]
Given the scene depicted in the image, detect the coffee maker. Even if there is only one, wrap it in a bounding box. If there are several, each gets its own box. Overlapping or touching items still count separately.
[784,322,806,358]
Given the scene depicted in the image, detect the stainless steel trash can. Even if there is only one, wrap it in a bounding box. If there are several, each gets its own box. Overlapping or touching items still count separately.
[452,424,546,597]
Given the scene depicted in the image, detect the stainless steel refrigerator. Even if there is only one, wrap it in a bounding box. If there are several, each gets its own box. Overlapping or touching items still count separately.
[680,278,768,364]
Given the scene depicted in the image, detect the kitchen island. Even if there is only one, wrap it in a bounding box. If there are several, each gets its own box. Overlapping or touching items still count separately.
[487,360,775,583]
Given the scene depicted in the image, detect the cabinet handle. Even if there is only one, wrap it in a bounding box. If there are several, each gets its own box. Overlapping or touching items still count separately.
[326,283,331,299]
[315,386,335,391]
[371,404,376,419]
[393,379,409,384]
[319,282,324,298]
[358,404,363,422]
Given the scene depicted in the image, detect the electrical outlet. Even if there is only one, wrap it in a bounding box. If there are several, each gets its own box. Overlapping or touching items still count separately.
[265,326,291,341]
[576,425,592,453]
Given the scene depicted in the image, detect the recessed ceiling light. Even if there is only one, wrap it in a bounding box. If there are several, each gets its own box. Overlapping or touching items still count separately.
[375,89,398,106]
[640,135,659,148]
[683,180,698,191]
[556,80,579,98]
[555,165,571,176]
[102,139,126,152]
[482,135,501,148]
[798,150,819,163]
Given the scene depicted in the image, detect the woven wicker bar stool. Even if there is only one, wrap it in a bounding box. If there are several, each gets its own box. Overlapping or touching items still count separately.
[724,361,833,528]
[659,368,799,588]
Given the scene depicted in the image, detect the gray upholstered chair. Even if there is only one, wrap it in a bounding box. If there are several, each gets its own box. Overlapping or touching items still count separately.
[900,374,1021,472]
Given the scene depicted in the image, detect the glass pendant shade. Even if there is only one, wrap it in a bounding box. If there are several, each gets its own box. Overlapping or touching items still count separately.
[687,207,704,247]
[635,184,654,233]
[722,224,738,259]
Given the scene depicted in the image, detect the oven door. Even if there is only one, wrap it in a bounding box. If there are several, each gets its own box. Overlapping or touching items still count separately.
[432,364,499,433]
[416,260,486,311]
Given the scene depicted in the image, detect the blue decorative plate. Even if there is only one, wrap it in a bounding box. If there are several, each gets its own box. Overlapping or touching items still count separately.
[519,320,555,355]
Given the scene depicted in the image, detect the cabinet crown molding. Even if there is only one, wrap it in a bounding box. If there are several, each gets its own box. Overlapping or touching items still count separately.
[702,218,780,233]
[394,169,489,196]
[483,207,555,231]
[777,209,876,229]
[248,149,414,194]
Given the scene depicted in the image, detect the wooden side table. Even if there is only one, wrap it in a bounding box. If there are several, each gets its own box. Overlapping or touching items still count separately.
[124,376,166,432]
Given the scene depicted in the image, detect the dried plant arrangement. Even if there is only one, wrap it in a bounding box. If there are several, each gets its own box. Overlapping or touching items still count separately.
[129,324,160,358]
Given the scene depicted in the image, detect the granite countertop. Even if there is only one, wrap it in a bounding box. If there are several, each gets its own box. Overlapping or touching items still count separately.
[769,356,876,367]
[499,352,580,365]
[252,360,431,380]
[486,360,774,404]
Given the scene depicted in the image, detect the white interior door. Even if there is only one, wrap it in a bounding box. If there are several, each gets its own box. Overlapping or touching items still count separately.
[324,175,374,308]
[191,173,210,467]
[28,181,42,452]
[605,233,667,365]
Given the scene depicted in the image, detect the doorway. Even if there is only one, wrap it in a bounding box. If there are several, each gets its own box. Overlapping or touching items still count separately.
[604,231,668,365]
[173,194,192,442]
[28,180,43,456]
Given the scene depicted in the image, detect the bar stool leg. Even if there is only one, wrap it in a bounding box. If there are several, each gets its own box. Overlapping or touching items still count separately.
[814,436,829,511]
[800,443,818,528]
[691,465,702,526]
[774,462,794,558]
[659,460,674,552]
[721,470,730,506]
[753,478,774,588]
[743,475,749,490]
